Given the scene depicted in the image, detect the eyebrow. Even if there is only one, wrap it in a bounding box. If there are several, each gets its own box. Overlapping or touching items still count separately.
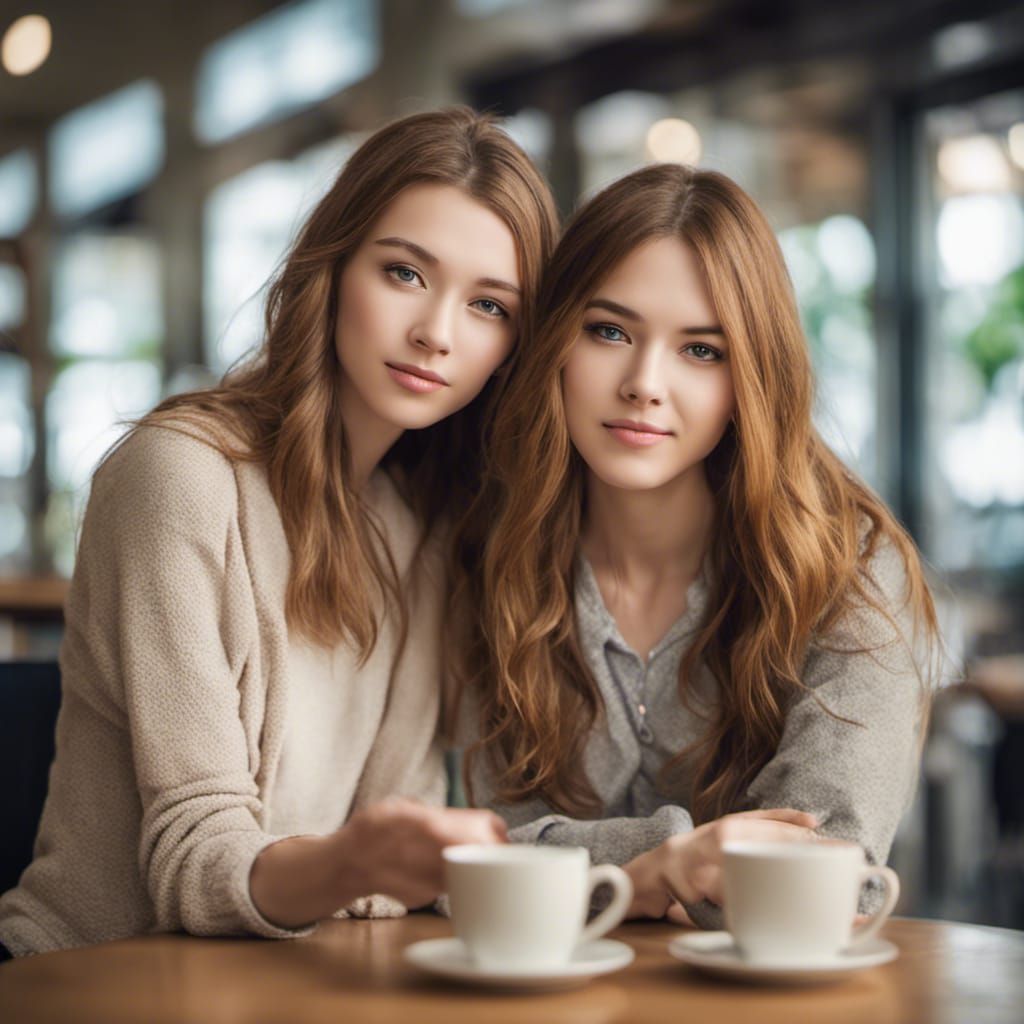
[476,276,521,296]
[375,236,438,264]
[374,237,521,297]
[586,297,724,335]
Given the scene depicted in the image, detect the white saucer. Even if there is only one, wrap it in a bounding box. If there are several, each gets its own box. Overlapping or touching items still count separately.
[403,937,635,990]
[668,931,899,986]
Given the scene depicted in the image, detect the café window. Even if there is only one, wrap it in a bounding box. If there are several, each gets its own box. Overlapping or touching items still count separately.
[0,352,33,573]
[194,0,379,144]
[49,81,164,220]
[45,232,164,574]
[922,89,1024,570]
[503,107,553,169]
[0,150,38,238]
[203,136,358,374]
[575,91,674,196]
[780,216,878,483]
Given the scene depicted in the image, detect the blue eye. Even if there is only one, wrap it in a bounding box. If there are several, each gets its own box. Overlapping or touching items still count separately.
[472,298,508,319]
[386,264,423,286]
[684,342,723,362]
[586,323,628,344]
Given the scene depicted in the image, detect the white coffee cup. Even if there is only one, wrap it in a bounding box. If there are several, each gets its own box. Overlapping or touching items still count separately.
[722,839,900,967]
[443,845,633,971]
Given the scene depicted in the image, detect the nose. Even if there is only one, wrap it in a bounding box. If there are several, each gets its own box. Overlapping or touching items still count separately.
[409,295,453,357]
[619,348,665,407]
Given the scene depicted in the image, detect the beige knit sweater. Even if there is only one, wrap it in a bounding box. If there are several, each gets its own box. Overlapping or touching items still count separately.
[0,425,447,956]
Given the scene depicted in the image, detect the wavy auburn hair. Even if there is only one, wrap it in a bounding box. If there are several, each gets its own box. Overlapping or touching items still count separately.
[451,163,939,823]
[130,107,558,657]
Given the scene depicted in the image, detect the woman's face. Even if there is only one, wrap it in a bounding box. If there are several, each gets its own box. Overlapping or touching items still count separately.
[562,236,736,493]
[335,182,521,435]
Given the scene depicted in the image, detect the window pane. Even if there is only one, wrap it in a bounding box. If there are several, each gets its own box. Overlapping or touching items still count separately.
[0,496,29,570]
[780,216,878,482]
[51,233,163,359]
[0,149,37,237]
[503,108,552,168]
[44,358,162,574]
[924,90,1024,570]
[0,353,32,572]
[204,137,357,373]
[575,91,673,196]
[0,352,33,478]
[195,0,378,144]
[291,135,363,209]
[50,80,164,219]
[46,360,161,493]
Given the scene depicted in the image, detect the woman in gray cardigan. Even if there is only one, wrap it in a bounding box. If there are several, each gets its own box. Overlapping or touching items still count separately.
[0,108,558,958]
[451,163,943,928]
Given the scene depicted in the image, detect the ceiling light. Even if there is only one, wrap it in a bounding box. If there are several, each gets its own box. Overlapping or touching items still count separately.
[646,118,702,164]
[937,135,1011,192]
[2,14,51,77]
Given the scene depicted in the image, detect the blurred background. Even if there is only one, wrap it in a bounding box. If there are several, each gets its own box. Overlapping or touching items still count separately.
[1,0,1023,927]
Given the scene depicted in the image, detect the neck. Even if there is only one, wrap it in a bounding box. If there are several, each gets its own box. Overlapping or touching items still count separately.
[340,406,404,490]
[581,465,715,587]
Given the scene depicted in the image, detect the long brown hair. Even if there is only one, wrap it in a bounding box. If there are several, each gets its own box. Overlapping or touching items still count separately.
[452,162,939,823]
[123,107,558,657]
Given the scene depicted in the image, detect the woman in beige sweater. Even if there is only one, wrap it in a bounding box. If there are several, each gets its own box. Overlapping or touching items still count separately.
[0,108,558,957]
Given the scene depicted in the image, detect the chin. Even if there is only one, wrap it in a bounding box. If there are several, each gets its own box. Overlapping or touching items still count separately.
[585,458,680,493]
[379,398,455,432]
[385,410,447,432]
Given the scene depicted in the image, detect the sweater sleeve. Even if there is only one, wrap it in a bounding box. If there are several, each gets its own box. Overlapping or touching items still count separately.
[81,427,310,940]
[431,799,692,920]
[747,540,931,857]
[684,539,934,930]
[504,804,694,866]
[464,727,695,865]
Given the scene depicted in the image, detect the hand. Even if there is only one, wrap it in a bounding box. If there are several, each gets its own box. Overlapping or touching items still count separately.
[623,808,818,919]
[666,902,695,927]
[658,808,818,907]
[332,797,508,909]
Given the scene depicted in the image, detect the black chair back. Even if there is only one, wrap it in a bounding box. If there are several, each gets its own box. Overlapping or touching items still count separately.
[0,661,61,896]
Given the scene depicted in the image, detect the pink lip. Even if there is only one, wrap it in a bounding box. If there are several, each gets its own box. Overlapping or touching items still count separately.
[603,419,673,448]
[386,362,449,393]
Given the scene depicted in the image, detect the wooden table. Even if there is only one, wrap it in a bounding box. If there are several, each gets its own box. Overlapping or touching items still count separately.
[2,915,1023,1024]
[0,578,68,621]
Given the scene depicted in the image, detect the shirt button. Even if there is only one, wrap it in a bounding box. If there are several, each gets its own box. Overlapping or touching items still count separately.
[638,703,646,715]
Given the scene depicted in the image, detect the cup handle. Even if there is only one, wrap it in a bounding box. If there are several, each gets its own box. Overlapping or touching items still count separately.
[849,865,900,947]
[578,864,634,946]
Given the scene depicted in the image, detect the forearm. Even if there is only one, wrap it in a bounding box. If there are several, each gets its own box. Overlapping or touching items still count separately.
[508,804,694,866]
[746,676,923,870]
[503,805,695,920]
[249,831,366,930]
